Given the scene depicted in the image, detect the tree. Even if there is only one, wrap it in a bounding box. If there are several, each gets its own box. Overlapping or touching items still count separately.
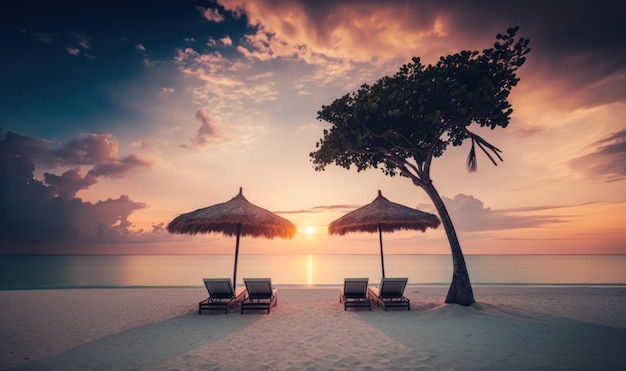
[310,27,531,306]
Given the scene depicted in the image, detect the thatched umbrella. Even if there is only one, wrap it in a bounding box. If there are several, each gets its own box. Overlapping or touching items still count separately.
[167,187,296,287]
[329,190,440,278]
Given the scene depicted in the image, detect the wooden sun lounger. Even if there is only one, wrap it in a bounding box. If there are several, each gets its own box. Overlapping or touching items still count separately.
[368,277,410,311]
[241,278,278,314]
[339,278,372,311]
[199,278,246,314]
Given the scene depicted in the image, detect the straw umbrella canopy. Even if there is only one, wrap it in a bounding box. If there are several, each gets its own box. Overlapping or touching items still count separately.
[167,187,296,287]
[328,190,440,278]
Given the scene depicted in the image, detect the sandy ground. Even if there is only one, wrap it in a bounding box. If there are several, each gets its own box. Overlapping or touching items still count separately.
[2,286,625,370]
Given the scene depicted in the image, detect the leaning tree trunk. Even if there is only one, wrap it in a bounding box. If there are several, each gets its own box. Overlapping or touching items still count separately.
[421,180,475,306]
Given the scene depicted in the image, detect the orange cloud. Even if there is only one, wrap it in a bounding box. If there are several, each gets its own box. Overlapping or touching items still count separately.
[201,6,225,23]
[219,0,451,63]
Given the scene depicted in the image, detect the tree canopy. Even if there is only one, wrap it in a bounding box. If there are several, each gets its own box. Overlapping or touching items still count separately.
[311,26,530,181]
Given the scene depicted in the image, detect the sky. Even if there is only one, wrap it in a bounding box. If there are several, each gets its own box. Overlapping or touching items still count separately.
[1,0,625,255]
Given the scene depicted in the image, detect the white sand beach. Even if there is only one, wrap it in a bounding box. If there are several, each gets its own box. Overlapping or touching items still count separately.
[2,286,625,370]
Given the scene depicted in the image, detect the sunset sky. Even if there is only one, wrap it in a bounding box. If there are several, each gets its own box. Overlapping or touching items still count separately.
[1,0,625,255]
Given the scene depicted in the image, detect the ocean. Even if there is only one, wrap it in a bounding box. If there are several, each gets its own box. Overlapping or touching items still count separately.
[1,254,625,290]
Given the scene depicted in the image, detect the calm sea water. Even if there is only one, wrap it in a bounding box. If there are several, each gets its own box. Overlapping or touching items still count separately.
[1,254,625,289]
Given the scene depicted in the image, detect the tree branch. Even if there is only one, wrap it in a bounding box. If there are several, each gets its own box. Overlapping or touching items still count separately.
[377,147,422,178]
[423,115,472,176]
[463,129,503,166]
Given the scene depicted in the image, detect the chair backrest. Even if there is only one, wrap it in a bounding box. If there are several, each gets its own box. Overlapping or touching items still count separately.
[244,278,274,299]
[343,278,369,298]
[203,278,235,299]
[379,277,408,298]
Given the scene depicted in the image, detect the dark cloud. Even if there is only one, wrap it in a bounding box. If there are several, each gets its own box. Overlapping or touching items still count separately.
[568,129,626,182]
[88,153,152,178]
[0,131,152,249]
[418,194,564,232]
[46,133,152,177]
[53,134,132,164]
[51,134,116,165]
[1,131,54,166]
[441,0,626,110]
[7,132,153,176]
[44,168,97,199]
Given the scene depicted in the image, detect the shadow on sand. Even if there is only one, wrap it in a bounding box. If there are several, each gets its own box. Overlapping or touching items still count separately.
[355,299,626,370]
[12,309,261,370]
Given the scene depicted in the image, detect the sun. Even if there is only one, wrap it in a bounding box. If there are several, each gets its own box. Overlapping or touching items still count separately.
[305,226,315,235]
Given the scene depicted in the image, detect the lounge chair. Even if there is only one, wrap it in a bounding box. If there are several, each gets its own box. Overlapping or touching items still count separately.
[368,277,410,311]
[199,278,246,314]
[240,278,278,314]
[339,278,371,311]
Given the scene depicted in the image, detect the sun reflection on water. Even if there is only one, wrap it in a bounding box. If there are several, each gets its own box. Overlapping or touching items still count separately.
[307,254,313,286]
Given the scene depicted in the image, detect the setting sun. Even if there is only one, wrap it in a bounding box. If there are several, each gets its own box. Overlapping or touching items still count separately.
[305,226,315,235]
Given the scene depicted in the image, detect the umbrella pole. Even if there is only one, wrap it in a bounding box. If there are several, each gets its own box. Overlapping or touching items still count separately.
[233,223,241,288]
[378,223,385,278]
